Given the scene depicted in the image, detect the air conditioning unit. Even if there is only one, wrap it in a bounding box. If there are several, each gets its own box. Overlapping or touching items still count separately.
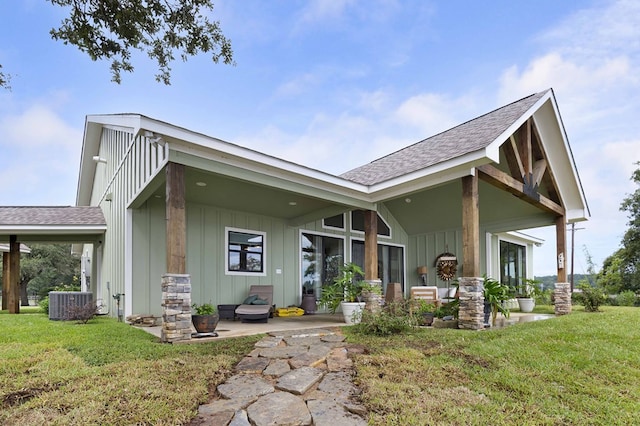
[49,291,93,321]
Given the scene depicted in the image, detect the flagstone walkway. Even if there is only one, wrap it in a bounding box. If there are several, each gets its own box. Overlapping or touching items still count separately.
[189,327,368,425]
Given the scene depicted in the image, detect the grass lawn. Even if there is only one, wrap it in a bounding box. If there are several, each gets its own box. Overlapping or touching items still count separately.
[2,306,639,425]
[0,308,259,425]
[346,306,640,425]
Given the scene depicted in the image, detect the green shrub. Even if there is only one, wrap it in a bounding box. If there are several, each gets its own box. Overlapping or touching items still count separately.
[616,290,637,307]
[39,296,49,314]
[574,282,606,312]
[65,302,99,324]
[354,304,416,336]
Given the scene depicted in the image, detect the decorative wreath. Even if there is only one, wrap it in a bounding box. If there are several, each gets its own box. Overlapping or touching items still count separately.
[435,252,458,281]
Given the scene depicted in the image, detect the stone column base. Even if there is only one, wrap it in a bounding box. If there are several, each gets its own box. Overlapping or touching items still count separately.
[458,277,484,330]
[554,282,572,316]
[161,273,192,343]
[363,279,383,314]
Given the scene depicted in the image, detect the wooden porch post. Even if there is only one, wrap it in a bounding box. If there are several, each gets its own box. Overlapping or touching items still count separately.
[554,215,571,315]
[461,175,480,276]
[459,175,484,330]
[363,210,378,281]
[2,252,8,310]
[161,162,192,342]
[166,162,186,274]
[555,216,567,282]
[8,235,20,314]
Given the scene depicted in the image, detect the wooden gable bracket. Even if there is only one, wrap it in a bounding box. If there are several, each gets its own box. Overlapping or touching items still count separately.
[477,164,565,216]
[499,118,562,207]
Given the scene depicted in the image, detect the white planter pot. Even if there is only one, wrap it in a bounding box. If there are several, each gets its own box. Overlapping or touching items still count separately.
[340,301,365,324]
[517,298,535,313]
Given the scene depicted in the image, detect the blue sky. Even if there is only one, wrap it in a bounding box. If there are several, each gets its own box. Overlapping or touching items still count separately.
[1,0,639,276]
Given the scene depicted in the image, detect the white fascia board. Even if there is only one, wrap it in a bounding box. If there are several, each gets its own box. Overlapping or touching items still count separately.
[169,143,373,206]
[0,225,107,235]
[566,208,590,223]
[503,231,545,246]
[532,100,590,221]
[135,116,369,193]
[367,151,490,201]
[484,90,553,164]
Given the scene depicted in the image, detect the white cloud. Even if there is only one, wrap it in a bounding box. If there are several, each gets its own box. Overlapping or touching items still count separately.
[395,92,476,137]
[499,0,640,274]
[0,102,81,205]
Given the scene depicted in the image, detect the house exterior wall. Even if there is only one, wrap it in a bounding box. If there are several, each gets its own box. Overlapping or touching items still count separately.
[130,199,408,317]
[82,127,168,317]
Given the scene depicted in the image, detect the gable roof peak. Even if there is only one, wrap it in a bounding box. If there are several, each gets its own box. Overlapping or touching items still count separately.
[340,90,551,186]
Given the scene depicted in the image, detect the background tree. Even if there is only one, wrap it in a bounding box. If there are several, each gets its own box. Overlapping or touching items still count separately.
[618,162,640,292]
[598,249,625,294]
[0,244,80,305]
[1,0,233,88]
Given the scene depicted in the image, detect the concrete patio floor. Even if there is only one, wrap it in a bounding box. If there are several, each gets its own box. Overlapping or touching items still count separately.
[136,313,348,342]
[134,311,554,342]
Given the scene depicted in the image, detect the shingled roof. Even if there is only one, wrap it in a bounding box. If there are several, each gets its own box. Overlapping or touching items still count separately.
[0,206,106,226]
[340,90,549,186]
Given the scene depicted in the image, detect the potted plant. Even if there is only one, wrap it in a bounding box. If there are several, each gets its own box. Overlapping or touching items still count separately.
[483,275,510,327]
[516,278,540,313]
[414,300,436,326]
[191,303,219,334]
[318,262,366,324]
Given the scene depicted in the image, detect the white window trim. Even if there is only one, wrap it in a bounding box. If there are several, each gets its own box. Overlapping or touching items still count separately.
[321,213,346,232]
[225,226,267,276]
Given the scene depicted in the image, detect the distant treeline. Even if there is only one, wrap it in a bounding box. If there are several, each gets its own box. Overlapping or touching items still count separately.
[533,274,594,290]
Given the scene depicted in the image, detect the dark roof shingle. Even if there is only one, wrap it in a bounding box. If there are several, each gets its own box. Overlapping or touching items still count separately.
[0,206,106,226]
[341,91,548,185]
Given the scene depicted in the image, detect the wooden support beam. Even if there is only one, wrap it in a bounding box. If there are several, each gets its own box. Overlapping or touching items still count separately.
[462,175,480,277]
[556,216,567,282]
[504,135,525,180]
[517,119,532,176]
[363,210,378,281]
[166,162,186,274]
[477,164,565,216]
[8,235,20,314]
[2,252,8,310]
[532,159,547,186]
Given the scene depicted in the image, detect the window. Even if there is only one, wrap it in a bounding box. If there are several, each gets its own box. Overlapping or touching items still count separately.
[351,210,391,237]
[352,240,404,295]
[500,240,526,288]
[322,214,345,230]
[226,228,266,275]
[301,232,344,299]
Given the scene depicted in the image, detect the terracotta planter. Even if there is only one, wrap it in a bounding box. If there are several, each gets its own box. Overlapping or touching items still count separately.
[191,313,219,334]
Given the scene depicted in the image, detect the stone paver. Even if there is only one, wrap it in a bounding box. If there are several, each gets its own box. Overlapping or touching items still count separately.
[276,366,324,395]
[263,359,290,377]
[217,375,274,399]
[307,399,368,426]
[234,356,270,373]
[194,327,366,425]
[247,392,312,426]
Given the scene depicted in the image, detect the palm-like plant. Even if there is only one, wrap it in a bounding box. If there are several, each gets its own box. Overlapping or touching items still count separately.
[483,275,511,326]
[318,263,364,314]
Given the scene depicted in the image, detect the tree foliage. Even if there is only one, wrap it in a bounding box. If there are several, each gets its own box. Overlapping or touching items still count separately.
[1,0,233,88]
[8,244,81,303]
[0,64,10,90]
[617,162,640,291]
